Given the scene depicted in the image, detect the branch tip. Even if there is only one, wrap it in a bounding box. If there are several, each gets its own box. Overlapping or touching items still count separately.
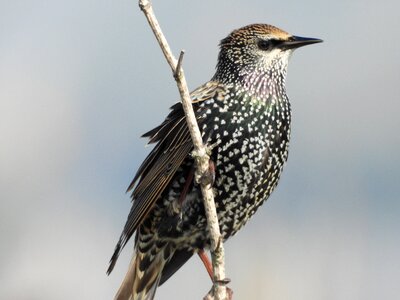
[138,0,150,11]
[175,50,185,78]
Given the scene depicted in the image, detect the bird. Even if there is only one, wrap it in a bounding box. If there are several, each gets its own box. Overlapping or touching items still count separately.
[108,23,322,300]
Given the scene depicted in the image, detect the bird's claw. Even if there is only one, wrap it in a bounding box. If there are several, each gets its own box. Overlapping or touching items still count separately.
[197,159,215,186]
[203,285,233,300]
[214,277,231,285]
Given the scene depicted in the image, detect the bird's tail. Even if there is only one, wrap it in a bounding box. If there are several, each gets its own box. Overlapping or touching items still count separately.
[114,244,171,300]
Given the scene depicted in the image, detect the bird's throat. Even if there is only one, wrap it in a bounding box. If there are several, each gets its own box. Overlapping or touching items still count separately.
[239,68,287,103]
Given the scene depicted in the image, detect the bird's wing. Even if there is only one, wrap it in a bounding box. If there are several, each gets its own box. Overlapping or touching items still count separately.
[107,81,226,274]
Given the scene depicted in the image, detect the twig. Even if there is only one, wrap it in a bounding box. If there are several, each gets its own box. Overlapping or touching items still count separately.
[174,50,185,78]
[138,1,228,299]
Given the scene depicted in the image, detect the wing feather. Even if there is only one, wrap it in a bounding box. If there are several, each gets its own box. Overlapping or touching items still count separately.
[107,81,226,274]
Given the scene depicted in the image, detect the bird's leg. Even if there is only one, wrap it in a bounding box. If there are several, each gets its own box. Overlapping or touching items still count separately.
[207,159,216,186]
[178,167,194,206]
[169,166,194,215]
[198,249,214,281]
[199,249,233,299]
[165,167,194,233]
[178,166,195,206]
[198,248,231,284]
[176,159,214,210]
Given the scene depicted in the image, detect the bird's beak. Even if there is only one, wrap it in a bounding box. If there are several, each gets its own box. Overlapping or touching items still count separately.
[279,36,323,50]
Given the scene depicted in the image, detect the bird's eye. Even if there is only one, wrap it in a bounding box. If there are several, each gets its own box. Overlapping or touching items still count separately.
[257,39,271,50]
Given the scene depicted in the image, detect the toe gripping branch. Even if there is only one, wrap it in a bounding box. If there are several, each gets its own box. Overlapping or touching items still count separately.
[192,141,218,186]
[198,249,231,285]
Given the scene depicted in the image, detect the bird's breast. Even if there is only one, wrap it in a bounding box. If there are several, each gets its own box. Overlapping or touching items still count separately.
[199,88,292,238]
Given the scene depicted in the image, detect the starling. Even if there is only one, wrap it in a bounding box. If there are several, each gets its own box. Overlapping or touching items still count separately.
[108,24,322,300]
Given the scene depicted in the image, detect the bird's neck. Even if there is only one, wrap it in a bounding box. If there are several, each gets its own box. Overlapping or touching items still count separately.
[213,65,288,101]
[239,67,287,100]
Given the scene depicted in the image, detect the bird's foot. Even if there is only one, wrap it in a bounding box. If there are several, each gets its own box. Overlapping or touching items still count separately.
[192,142,218,186]
[214,278,231,285]
[203,286,233,300]
[196,159,215,186]
[198,249,214,281]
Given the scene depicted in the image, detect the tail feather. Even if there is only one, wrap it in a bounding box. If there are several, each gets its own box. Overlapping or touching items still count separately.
[114,246,171,300]
[114,255,136,300]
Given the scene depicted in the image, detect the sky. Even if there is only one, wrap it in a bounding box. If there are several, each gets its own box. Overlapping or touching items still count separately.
[1,0,399,299]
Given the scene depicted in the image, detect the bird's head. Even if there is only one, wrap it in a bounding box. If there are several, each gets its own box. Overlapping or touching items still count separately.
[214,24,322,84]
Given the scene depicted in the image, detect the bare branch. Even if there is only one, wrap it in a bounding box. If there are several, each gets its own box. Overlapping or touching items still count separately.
[138,0,229,299]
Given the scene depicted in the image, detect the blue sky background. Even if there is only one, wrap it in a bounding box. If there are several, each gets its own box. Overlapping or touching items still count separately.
[1,0,399,299]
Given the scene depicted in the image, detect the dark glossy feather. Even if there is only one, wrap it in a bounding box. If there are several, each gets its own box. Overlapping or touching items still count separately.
[107,81,226,274]
[159,248,193,286]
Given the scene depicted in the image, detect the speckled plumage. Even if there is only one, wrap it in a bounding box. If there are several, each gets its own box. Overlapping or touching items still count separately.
[108,24,322,300]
